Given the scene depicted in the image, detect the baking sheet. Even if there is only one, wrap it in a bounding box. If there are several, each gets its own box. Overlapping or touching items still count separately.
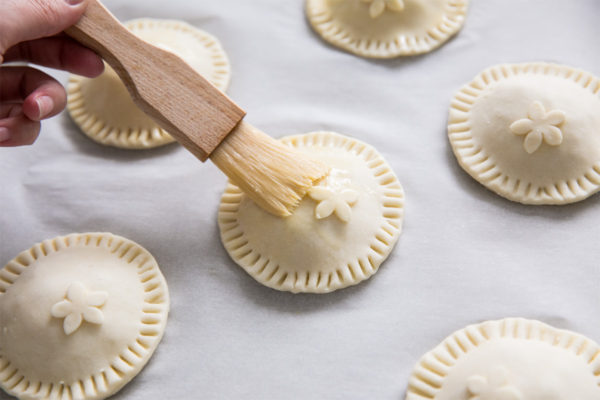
[1,0,600,399]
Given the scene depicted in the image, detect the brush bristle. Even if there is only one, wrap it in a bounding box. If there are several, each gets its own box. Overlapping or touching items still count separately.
[210,122,329,216]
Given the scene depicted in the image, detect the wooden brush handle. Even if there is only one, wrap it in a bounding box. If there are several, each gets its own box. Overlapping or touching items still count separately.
[65,0,246,160]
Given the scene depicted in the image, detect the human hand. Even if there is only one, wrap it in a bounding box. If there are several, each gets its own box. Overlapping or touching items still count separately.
[0,0,104,147]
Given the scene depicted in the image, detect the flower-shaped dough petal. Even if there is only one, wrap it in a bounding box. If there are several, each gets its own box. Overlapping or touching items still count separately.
[340,189,359,204]
[543,125,563,146]
[529,100,546,120]
[362,0,405,17]
[510,119,533,135]
[87,291,108,307]
[546,109,566,125]
[386,0,405,12]
[309,186,334,201]
[83,306,105,325]
[523,129,543,154]
[64,312,83,336]
[466,375,487,394]
[50,300,73,318]
[334,201,353,222]
[315,200,336,219]
[67,281,86,304]
[369,0,385,18]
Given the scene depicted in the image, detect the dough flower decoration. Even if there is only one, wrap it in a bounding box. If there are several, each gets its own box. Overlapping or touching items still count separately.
[51,281,108,335]
[361,0,405,18]
[467,366,523,400]
[510,100,566,154]
[309,185,359,222]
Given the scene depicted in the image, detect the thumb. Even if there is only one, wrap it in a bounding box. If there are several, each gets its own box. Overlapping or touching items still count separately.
[0,0,88,56]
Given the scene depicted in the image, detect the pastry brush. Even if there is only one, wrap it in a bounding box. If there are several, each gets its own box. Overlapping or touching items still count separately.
[65,0,328,216]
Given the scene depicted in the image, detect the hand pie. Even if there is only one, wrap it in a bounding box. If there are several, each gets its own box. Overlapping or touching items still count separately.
[406,318,600,399]
[449,62,600,204]
[0,233,169,400]
[67,19,231,149]
[306,0,469,58]
[218,131,404,293]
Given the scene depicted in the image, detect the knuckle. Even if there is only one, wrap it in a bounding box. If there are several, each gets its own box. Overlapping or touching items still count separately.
[30,0,63,25]
[29,0,77,35]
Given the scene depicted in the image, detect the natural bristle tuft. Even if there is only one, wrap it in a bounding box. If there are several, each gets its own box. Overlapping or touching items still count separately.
[210,122,329,216]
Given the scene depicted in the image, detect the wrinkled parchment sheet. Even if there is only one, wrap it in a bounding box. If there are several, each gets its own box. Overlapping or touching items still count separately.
[1,1,599,399]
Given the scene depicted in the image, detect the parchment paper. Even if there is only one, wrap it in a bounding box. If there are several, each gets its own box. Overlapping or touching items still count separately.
[1,1,599,399]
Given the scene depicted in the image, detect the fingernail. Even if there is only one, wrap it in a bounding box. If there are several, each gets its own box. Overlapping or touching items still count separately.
[65,0,85,5]
[36,96,54,119]
[0,128,10,143]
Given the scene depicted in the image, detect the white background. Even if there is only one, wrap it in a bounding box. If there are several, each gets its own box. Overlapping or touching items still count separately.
[1,0,600,399]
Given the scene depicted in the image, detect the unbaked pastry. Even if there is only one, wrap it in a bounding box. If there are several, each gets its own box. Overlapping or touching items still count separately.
[406,318,600,399]
[306,0,469,58]
[0,233,169,400]
[448,62,600,204]
[67,19,231,149]
[218,131,404,293]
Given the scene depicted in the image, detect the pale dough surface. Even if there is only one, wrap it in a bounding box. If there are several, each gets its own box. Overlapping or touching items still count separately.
[67,19,231,149]
[0,233,169,400]
[406,318,600,399]
[449,63,600,204]
[219,132,404,293]
[306,0,468,57]
[1,1,599,398]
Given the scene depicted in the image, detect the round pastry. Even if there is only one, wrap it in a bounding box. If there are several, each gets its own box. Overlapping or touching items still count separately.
[0,233,169,400]
[406,318,600,399]
[218,131,404,294]
[306,0,469,58]
[448,62,600,205]
[67,19,231,149]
